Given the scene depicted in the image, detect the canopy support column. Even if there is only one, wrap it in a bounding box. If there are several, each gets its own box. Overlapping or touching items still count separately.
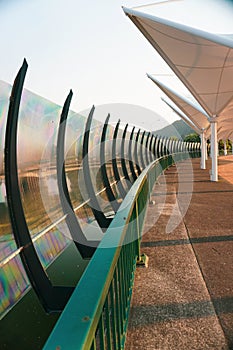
[200,131,206,169]
[224,140,227,156]
[210,117,218,182]
[205,138,208,160]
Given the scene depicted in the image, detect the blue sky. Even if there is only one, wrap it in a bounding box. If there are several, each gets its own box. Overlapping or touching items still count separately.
[0,0,233,130]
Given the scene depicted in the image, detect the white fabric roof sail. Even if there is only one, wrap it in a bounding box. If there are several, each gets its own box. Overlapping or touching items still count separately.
[148,74,233,140]
[147,74,210,132]
[122,6,233,181]
[123,7,233,140]
[161,98,202,135]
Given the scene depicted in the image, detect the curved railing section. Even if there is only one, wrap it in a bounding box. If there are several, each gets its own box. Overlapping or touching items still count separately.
[56,91,98,258]
[0,60,201,330]
[134,128,142,176]
[112,120,127,199]
[128,126,138,182]
[82,106,112,231]
[43,152,194,350]
[100,114,120,213]
[4,60,74,313]
[120,123,132,190]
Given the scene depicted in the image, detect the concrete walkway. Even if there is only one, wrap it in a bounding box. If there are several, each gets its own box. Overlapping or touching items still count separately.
[125,156,233,350]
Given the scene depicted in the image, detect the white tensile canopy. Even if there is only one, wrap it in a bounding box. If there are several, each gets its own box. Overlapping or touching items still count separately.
[163,97,209,169]
[147,74,210,132]
[147,74,209,169]
[161,98,202,135]
[148,74,233,145]
[123,6,233,181]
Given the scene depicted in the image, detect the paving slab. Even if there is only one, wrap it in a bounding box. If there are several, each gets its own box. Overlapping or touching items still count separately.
[125,156,233,350]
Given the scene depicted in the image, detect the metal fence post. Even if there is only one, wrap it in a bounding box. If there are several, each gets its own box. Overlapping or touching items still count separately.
[4,60,74,313]
[57,91,98,258]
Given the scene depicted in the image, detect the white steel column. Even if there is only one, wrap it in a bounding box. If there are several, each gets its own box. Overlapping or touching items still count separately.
[205,138,208,160]
[210,117,218,182]
[200,131,206,169]
[224,140,227,155]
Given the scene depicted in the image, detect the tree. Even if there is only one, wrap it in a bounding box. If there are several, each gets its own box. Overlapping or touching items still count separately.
[219,139,232,150]
[184,133,200,143]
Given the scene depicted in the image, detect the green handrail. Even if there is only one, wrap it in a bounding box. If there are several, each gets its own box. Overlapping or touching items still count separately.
[43,152,198,350]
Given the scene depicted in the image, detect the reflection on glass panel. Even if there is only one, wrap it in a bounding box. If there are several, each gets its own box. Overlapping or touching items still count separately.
[0,81,14,243]
[98,187,117,216]
[0,226,70,319]
[33,228,69,269]
[89,121,103,193]
[0,81,11,173]
[0,82,88,318]
[0,253,29,318]
[74,203,104,243]
[17,87,63,231]
[0,77,136,326]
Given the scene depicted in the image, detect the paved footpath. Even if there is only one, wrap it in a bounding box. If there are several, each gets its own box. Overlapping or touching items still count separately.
[125,156,233,350]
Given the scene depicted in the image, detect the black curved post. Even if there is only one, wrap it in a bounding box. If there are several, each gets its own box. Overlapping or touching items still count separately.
[121,123,132,190]
[173,140,178,153]
[139,130,146,169]
[158,137,164,157]
[134,129,142,175]
[178,140,182,153]
[167,138,171,154]
[175,140,178,153]
[100,114,120,213]
[128,126,138,181]
[180,141,183,152]
[166,138,171,155]
[145,132,151,166]
[156,137,160,158]
[162,138,166,156]
[153,135,158,159]
[174,140,177,153]
[169,139,172,154]
[112,120,127,199]
[164,137,168,156]
[172,140,176,154]
[171,139,175,154]
[164,137,169,155]
[82,106,112,231]
[4,60,74,313]
[176,140,179,153]
[57,91,98,259]
[149,134,154,163]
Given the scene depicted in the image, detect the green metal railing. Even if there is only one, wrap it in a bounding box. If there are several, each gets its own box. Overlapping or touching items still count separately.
[43,151,199,350]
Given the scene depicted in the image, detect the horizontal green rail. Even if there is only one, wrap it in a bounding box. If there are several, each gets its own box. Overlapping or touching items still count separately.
[43,151,199,350]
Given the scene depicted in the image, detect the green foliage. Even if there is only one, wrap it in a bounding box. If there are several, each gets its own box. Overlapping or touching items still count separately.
[183,133,200,143]
[218,139,232,150]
